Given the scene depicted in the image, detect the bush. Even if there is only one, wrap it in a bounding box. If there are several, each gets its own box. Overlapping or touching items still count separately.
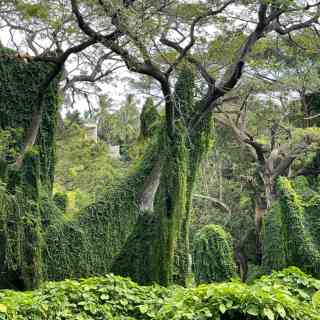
[0,267,319,319]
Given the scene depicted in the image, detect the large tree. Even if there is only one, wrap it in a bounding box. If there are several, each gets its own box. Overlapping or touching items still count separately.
[0,0,319,288]
[69,0,319,285]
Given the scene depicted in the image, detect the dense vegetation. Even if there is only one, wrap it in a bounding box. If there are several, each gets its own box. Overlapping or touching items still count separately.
[1,0,320,319]
[0,267,319,320]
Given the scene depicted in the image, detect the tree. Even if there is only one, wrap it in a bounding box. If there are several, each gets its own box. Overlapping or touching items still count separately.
[0,0,123,167]
[69,0,319,285]
[54,122,124,211]
[0,0,319,288]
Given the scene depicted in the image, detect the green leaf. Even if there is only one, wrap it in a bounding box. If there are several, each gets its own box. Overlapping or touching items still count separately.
[100,294,109,300]
[276,304,286,318]
[264,308,275,320]
[312,291,320,307]
[247,305,259,316]
[139,305,148,314]
[219,303,226,314]
[0,304,7,313]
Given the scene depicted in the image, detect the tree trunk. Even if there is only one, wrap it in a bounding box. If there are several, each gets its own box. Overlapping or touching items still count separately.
[264,173,277,210]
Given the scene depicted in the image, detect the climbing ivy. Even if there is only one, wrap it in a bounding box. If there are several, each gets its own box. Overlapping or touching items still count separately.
[0,150,44,290]
[193,224,237,284]
[0,49,60,289]
[262,202,286,273]
[45,137,161,282]
[0,61,217,289]
[139,97,160,139]
[262,176,320,277]
[173,66,214,286]
[0,48,59,190]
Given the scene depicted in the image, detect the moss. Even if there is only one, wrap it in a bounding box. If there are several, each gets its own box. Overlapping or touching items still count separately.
[193,224,237,284]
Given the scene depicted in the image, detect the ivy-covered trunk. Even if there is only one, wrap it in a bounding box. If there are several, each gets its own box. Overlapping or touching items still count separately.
[262,177,320,276]
[0,49,59,289]
[0,58,214,288]
[150,132,189,286]
[139,68,213,286]
[111,67,213,286]
[137,126,212,286]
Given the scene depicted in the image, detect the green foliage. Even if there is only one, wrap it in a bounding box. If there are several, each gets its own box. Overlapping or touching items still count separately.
[0,49,60,289]
[0,160,7,182]
[174,66,195,120]
[45,137,161,283]
[262,177,320,277]
[278,177,320,276]
[0,268,319,319]
[0,129,23,161]
[111,66,214,286]
[0,48,60,191]
[173,66,214,286]
[257,267,320,304]
[15,2,49,20]
[97,94,140,147]
[53,192,68,213]
[262,202,286,272]
[0,63,215,289]
[54,123,124,211]
[0,273,171,320]
[193,224,237,284]
[151,128,189,286]
[139,98,159,139]
[0,150,44,290]
[246,264,266,284]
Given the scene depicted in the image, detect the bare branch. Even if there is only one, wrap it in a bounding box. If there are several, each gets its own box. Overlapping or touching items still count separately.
[274,14,320,35]
[193,193,231,214]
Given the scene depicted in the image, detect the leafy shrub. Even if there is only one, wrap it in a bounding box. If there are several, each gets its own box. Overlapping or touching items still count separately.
[0,268,319,319]
[255,267,320,304]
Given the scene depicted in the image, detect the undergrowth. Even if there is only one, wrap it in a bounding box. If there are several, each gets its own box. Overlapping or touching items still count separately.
[0,267,319,320]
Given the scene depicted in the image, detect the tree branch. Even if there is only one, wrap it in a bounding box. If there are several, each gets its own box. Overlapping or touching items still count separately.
[193,193,231,214]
